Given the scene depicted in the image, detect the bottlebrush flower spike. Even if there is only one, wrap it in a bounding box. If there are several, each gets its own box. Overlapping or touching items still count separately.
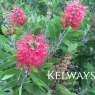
[62,0,87,30]
[16,34,50,71]
[10,6,26,27]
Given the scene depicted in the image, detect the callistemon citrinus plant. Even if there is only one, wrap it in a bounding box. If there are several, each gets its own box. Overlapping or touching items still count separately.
[62,0,87,30]
[16,34,50,71]
[10,6,26,27]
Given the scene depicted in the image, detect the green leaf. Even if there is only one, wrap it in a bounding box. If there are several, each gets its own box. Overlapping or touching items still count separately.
[9,55,16,61]
[48,16,62,40]
[0,35,9,43]
[0,71,3,79]
[47,91,51,95]
[13,87,19,95]
[1,75,14,80]
[64,29,83,44]
[19,85,22,95]
[30,66,38,73]
[23,83,46,95]
[43,63,54,69]
[68,43,78,53]
[84,63,94,72]
[1,25,7,36]
[4,44,14,54]
[30,74,49,89]
[57,84,77,95]
[0,92,11,95]
[16,27,23,35]
[4,68,21,75]
[90,87,95,93]
[2,80,17,90]
[10,34,16,41]
[0,51,11,58]
[35,27,41,35]
[63,39,72,47]
[23,83,33,94]
[0,61,14,70]
[62,28,83,53]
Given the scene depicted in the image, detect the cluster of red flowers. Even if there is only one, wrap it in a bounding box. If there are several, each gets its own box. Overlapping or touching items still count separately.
[9,6,50,71]
[62,0,87,30]
[10,6,26,27]
[16,34,50,71]
[9,0,88,71]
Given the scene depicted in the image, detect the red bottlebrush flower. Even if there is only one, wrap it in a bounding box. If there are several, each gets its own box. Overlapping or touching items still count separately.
[16,34,50,71]
[10,6,26,27]
[62,0,87,30]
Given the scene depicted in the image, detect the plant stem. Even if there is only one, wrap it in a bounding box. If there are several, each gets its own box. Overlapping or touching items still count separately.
[50,30,66,58]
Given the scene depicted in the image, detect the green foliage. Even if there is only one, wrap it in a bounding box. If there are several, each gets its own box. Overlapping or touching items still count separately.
[57,84,77,95]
